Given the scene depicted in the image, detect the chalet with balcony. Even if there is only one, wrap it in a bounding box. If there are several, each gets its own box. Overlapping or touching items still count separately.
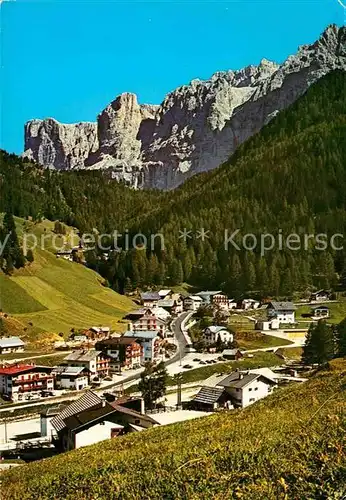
[63,350,111,377]
[95,337,142,371]
[267,302,296,324]
[123,331,161,362]
[183,295,204,311]
[0,364,54,402]
[130,311,166,337]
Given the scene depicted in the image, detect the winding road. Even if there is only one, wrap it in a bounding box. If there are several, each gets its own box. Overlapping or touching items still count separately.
[0,311,192,415]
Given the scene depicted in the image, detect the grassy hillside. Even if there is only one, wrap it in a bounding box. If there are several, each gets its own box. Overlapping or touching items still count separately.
[296,298,346,324]
[0,219,133,347]
[2,359,346,499]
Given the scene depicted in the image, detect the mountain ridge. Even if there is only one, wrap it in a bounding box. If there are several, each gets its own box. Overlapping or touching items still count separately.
[23,24,346,189]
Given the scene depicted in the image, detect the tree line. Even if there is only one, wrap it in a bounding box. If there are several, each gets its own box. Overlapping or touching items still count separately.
[0,71,345,297]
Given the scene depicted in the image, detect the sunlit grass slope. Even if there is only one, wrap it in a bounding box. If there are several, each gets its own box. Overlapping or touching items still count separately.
[2,359,346,499]
[0,218,133,344]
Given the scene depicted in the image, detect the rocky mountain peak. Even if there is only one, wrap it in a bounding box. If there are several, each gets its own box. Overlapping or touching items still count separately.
[23,25,346,189]
[24,118,98,170]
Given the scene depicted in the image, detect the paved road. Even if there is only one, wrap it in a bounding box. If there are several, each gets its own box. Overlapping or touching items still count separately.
[165,311,191,366]
[0,351,73,364]
[0,312,192,415]
[245,343,304,354]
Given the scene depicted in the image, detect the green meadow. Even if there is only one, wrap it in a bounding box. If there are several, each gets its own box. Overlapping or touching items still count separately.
[0,218,134,347]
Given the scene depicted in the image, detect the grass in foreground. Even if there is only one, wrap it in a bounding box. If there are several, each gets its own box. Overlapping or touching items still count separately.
[2,359,346,499]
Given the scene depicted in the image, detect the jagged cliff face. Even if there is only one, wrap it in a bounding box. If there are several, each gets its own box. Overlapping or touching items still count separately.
[24,25,346,189]
[24,119,98,170]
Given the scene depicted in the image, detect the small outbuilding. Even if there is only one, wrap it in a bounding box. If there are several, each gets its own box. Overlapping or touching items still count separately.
[0,337,25,355]
[221,349,243,361]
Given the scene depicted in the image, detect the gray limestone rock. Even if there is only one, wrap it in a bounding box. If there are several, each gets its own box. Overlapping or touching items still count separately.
[23,25,346,189]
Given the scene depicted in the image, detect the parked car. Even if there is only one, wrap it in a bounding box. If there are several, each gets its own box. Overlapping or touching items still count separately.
[199,360,207,365]
[183,364,193,369]
[193,358,200,362]
[41,391,54,398]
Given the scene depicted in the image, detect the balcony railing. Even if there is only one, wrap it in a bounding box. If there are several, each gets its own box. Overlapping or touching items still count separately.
[14,376,53,384]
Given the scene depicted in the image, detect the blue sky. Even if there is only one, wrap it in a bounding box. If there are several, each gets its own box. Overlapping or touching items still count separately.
[1,0,344,154]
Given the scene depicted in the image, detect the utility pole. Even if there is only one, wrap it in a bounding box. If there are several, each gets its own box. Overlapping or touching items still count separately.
[175,374,182,408]
[4,416,7,444]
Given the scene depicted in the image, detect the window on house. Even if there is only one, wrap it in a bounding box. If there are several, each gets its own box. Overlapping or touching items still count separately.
[248,388,252,391]
[250,398,255,402]
[134,419,140,425]
[254,387,258,391]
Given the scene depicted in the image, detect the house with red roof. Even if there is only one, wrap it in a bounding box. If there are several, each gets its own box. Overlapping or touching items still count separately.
[0,364,54,402]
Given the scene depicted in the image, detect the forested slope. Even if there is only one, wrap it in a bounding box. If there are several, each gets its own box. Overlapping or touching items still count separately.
[1,70,345,297]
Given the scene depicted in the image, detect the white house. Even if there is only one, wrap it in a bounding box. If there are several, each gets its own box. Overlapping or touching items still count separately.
[267,302,296,324]
[311,305,330,319]
[241,299,260,310]
[217,371,277,408]
[149,306,171,322]
[203,326,233,345]
[310,290,331,302]
[256,318,280,331]
[158,289,172,300]
[183,295,204,311]
[53,366,90,391]
[51,392,158,452]
[191,369,277,411]
[0,337,25,355]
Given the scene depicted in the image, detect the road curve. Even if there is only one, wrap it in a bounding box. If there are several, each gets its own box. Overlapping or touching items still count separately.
[0,312,193,415]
